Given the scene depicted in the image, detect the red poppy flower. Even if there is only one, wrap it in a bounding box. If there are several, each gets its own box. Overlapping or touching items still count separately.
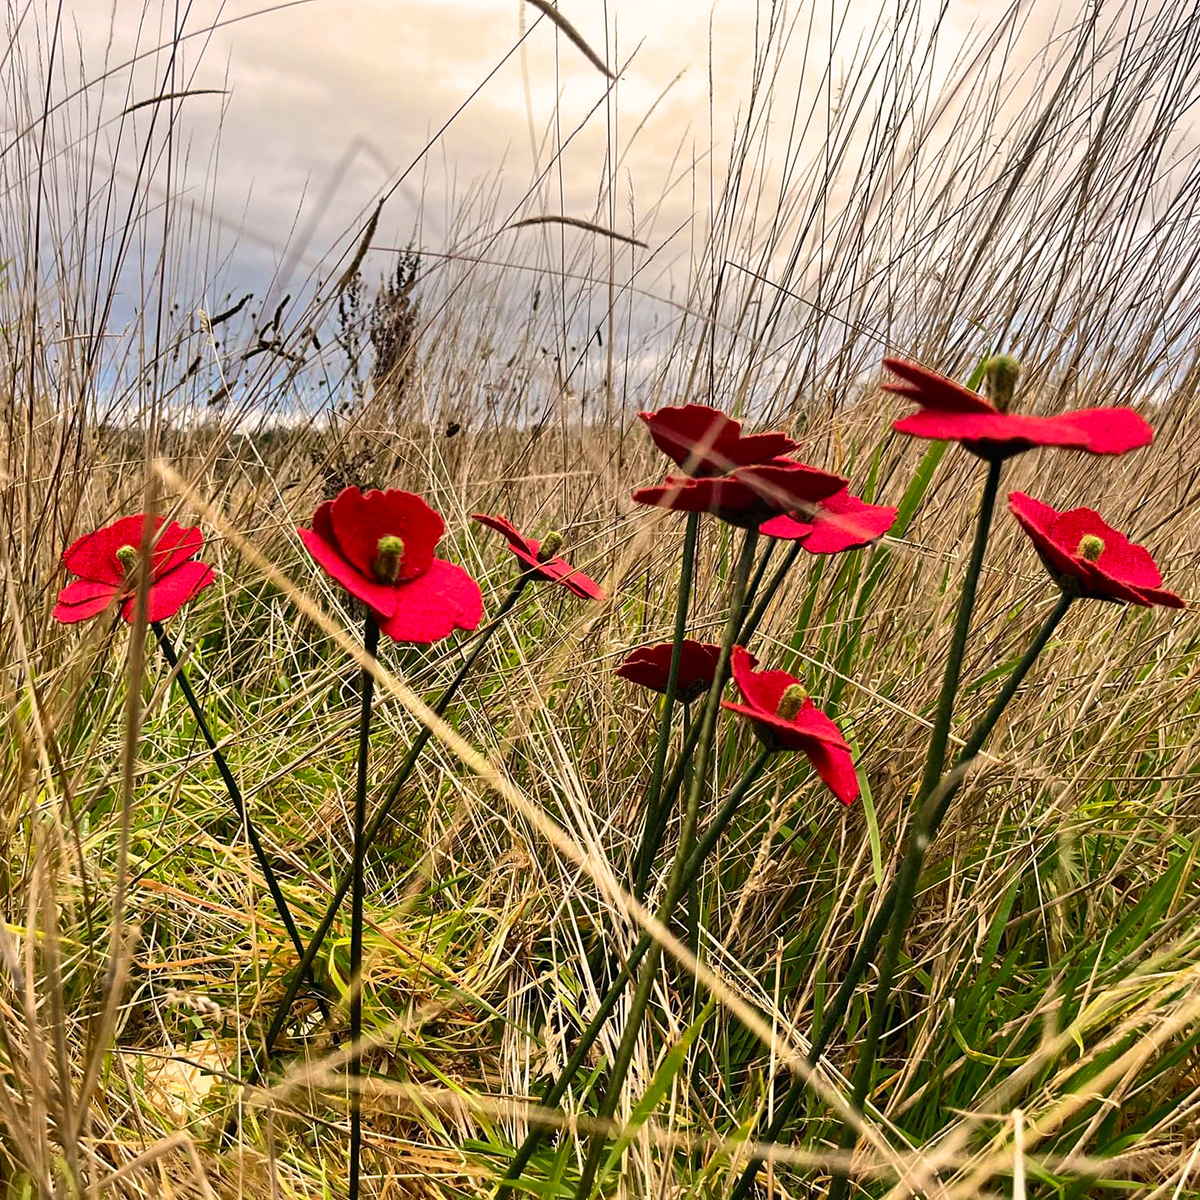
[759,488,898,553]
[639,403,798,477]
[1008,492,1184,608]
[53,514,214,625]
[615,639,721,703]
[299,486,483,643]
[884,357,1153,460]
[721,646,859,805]
[633,458,847,528]
[471,514,605,600]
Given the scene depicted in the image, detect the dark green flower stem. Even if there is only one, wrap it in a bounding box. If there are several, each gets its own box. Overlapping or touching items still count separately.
[636,533,800,897]
[824,580,1071,1200]
[348,615,379,1200]
[151,622,331,1025]
[573,528,760,1200]
[738,538,777,633]
[738,540,803,645]
[260,577,529,1064]
[729,461,1020,1200]
[633,511,700,897]
[731,586,1071,1200]
[494,743,774,1200]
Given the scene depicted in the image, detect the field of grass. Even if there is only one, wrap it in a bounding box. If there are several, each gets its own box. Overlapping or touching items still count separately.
[5,1,1200,1197]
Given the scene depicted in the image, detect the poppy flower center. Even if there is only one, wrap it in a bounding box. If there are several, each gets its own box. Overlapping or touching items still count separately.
[116,544,139,574]
[536,531,564,563]
[983,354,1021,413]
[372,534,407,582]
[1077,534,1105,562]
[776,683,808,722]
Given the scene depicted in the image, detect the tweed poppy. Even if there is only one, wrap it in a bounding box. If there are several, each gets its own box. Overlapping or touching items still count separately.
[53,514,214,624]
[299,486,483,643]
[616,640,721,703]
[471,514,605,600]
[721,646,859,804]
[633,458,847,528]
[1008,492,1184,608]
[759,488,898,553]
[884,357,1153,460]
[639,403,798,477]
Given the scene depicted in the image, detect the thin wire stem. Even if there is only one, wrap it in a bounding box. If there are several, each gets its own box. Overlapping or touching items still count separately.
[151,622,331,1025]
[259,578,528,1063]
[730,589,1075,1197]
[572,528,760,1200]
[348,614,379,1200]
[633,510,700,896]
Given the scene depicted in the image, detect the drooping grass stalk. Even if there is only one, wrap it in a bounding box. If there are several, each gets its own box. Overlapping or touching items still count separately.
[260,577,528,1064]
[348,614,379,1200]
[730,583,1072,1200]
[494,742,774,1200]
[151,621,331,1025]
[572,528,760,1200]
[633,510,700,896]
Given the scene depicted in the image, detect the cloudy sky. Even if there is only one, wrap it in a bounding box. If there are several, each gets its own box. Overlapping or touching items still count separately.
[31,0,1098,296]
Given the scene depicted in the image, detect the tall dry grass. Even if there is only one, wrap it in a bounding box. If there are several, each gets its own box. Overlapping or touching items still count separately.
[3,0,1200,1196]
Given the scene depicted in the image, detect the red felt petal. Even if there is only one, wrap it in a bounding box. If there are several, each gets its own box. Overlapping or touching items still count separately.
[730,645,796,716]
[533,554,607,600]
[1009,492,1180,608]
[640,404,742,474]
[805,739,860,805]
[1048,508,1164,589]
[633,475,756,520]
[1046,408,1153,455]
[758,513,814,540]
[149,521,205,578]
[121,561,214,623]
[882,357,995,413]
[298,525,400,617]
[897,406,1154,459]
[1134,584,1186,609]
[802,490,898,554]
[1007,491,1060,534]
[472,512,538,556]
[63,514,163,585]
[616,640,720,696]
[734,459,847,507]
[639,405,798,476]
[330,487,444,582]
[376,559,484,644]
[53,579,118,623]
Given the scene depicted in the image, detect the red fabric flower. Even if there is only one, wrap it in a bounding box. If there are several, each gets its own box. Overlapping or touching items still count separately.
[1008,492,1184,608]
[472,514,605,600]
[639,403,798,477]
[721,646,859,805]
[299,487,483,643]
[884,357,1153,460]
[759,488,898,553]
[633,458,847,528]
[615,639,721,703]
[53,514,214,624]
